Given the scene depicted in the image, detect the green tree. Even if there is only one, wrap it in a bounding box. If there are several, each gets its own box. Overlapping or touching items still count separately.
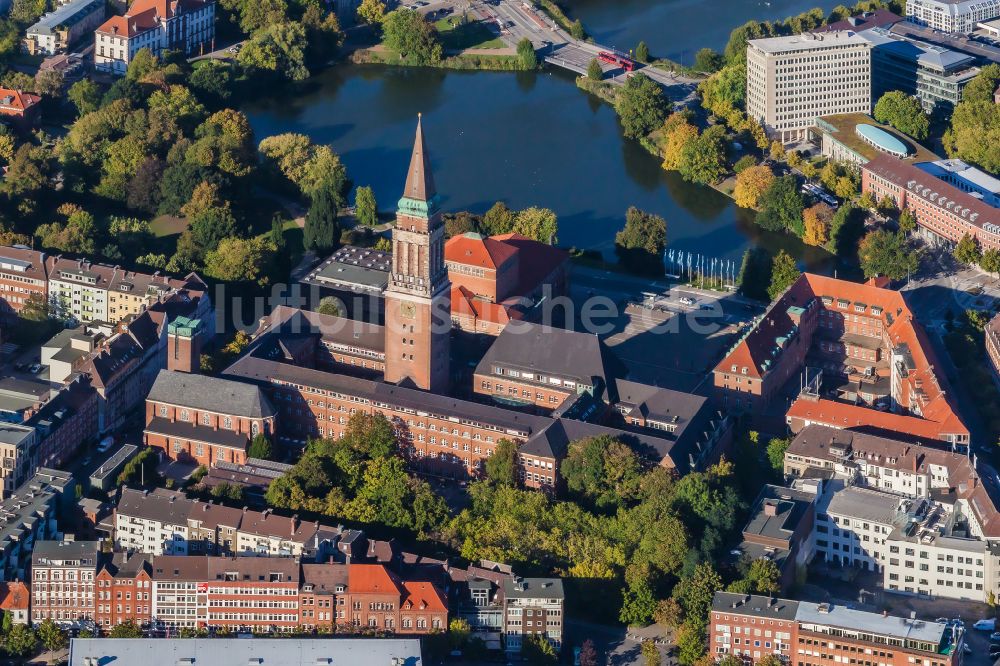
[737,247,772,302]
[620,574,657,625]
[522,633,558,664]
[570,18,584,40]
[899,208,917,233]
[448,618,470,649]
[517,37,537,69]
[873,91,929,140]
[204,237,274,283]
[316,296,343,317]
[36,619,67,653]
[189,60,233,104]
[357,0,386,24]
[304,185,341,253]
[561,435,642,511]
[744,557,781,594]
[954,232,982,266]
[859,230,920,281]
[678,124,727,185]
[109,620,144,638]
[767,250,800,300]
[3,623,36,657]
[484,438,518,487]
[641,639,661,666]
[20,293,49,322]
[0,609,11,636]
[615,206,666,275]
[635,40,649,63]
[960,63,1000,104]
[239,21,311,81]
[355,185,378,227]
[248,433,273,460]
[67,79,102,117]
[982,249,1000,275]
[382,9,442,65]
[512,206,558,244]
[756,175,805,235]
[587,58,603,81]
[615,74,668,140]
[693,47,723,73]
[675,622,706,665]
[766,436,790,477]
[482,201,516,235]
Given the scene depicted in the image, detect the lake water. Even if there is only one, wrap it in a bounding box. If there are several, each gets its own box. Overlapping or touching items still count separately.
[565,0,840,64]
[244,0,839,269]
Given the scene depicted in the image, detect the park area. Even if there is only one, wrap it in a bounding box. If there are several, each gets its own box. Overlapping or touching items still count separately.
[434,16,505,50]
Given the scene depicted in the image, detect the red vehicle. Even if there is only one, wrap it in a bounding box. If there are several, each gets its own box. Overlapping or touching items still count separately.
[597,51,618,65]
[618,56,636,71]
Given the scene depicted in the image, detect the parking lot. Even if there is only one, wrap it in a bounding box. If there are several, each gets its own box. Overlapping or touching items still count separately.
[560,266,764,393]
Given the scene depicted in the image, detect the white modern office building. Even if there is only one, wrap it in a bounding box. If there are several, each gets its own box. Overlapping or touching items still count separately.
[746,30,872,143]
[907,0,1000,34]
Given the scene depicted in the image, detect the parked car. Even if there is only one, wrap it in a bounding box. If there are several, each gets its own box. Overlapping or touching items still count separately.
[96,436,114,453]
[989,632,1000,642]
[974,619,996,631]
[28,363,42,374]
[963,644,972,655]
[679,296,695,306]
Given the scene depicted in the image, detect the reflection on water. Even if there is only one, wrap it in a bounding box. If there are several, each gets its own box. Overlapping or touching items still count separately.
[245,64,835,271]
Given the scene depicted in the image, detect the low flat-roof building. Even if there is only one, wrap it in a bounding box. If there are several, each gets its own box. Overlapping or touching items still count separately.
[0,468,71,581]
[68,638,424,666]
[738,484,818,592]
[299,245,392,324]
[813,114,940,166]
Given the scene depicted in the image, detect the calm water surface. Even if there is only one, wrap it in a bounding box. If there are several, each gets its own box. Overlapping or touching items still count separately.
[244,0,839,268]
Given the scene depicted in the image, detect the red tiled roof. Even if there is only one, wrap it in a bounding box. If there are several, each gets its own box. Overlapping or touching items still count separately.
[451,285,519,326]
[492,232,568,293]
[348,563,402,596]
[0,89,40,114]
[720,272,967,441]
[786,398,964,441]
[401,581,447,613]
[0,582,28,611]
[445,233,518,271]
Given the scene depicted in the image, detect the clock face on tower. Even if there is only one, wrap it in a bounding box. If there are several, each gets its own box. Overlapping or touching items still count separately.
[400,302,416,319]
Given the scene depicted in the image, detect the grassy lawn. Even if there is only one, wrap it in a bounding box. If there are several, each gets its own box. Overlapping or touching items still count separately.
[151,215,188,238]
[434,17,505,50]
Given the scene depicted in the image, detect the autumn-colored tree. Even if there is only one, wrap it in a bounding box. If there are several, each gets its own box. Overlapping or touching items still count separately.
[733,165,775,209]
[660,117,699,171]
[802,203,834,247]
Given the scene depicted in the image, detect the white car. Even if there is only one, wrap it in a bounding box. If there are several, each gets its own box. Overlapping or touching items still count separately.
[679,297,695,306]
[96,436,114,453]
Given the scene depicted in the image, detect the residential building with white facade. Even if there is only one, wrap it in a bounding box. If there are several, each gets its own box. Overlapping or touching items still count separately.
[501,578,564,653]
[114,488,194,556]
[94,0,215,76]
[746,30,872,143]
[907,0,1000,34]
[24,0,105,55]
[786,425,997,601]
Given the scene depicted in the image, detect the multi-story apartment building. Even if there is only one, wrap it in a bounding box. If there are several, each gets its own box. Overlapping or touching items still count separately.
[150,556,302,632]
[746,30,871,143]
[737,484,818,592]
[785,425,1000,601]
[95,552,153,629]
[0,468,72,581]
[94,0,215,76]
[715,273,969,447]
[863,154,1000,251]
[144,370,277,468]
[907,0,1000,33]
[0,423,37,498]
[31,540,101,626]
[29,376,100,469]
[502,577,564,653]
[710,592,962,666]
[46,257,207,325]
[0,247,48,323]
[339,564,447,634]
[114,488,332,558]
[860,27,979,113]
[24,0,105,55]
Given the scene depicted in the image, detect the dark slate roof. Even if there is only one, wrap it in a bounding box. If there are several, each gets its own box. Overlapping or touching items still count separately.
[501,577,564,600]
[117,488,194,526]
[301,563,348,594]
[742,484,816,542]
[254,306,385,355]
[146,369,275,418]
[145,417,250,450]
[475,321,613,393]
[33,540,101,566]
[711,592,799,620]
[614,378,710,428]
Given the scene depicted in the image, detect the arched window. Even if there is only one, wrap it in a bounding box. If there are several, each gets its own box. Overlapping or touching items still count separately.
[251,422,259,436]
[223,417,232,430]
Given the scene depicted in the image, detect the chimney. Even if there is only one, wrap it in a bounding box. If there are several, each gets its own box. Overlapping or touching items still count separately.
[764,501,777,517]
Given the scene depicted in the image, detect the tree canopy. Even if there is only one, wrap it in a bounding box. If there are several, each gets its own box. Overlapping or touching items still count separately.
[859,229,920,281]
[873,91,929,140]
[615,74,668,140]
[615,207,666,275]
